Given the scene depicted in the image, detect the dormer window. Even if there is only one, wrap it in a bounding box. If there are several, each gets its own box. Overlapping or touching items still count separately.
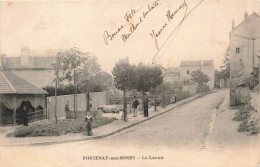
[236,47,240,53]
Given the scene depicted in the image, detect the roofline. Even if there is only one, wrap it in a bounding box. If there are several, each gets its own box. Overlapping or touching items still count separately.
[180,59,214,63]
[180,60,214,67]
[0,92,48,95]
[0,71,16,93]
[231,12,260,32]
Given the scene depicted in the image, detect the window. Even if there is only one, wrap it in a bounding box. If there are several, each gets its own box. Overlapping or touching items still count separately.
[187,70,190,74]
[236,47,240,53]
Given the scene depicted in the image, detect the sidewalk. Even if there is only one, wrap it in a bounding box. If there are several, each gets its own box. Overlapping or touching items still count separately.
[0,91,214,147]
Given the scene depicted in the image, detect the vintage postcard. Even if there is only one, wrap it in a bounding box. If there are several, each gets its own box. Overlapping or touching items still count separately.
[0,0,260,166]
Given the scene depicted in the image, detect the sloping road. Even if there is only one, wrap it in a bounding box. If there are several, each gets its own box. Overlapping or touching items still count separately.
[91,89,225,151]
[1,89,260,167]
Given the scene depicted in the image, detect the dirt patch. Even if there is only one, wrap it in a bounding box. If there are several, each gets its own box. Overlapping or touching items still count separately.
[7,117,117,137]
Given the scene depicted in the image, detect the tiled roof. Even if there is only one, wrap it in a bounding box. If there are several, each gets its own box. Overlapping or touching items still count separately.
[0,71,48,94]
[180,60,213,67]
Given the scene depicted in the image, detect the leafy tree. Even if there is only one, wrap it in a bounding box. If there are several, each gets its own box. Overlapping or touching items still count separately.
[55,48,88,118]
[220,46,230,78]
[191,70,210,87]
[136,64,163,111]
[76,54,102,113]
[135,64,163,94]
[112,58,137,121]
[53,48,108,115]
[156,81,182,95]
[43,84,80,97]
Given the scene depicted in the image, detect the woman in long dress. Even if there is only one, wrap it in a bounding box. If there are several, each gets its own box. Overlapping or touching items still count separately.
[85,112,93,136]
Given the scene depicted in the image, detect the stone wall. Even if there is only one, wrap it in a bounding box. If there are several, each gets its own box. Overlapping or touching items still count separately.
[251,85,260,113]
[183,84,196,96]
[47,91,110,120]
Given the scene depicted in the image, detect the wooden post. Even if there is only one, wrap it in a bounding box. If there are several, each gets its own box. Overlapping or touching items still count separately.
[13,95,16,125]
[34,95,36,120]
[162,83,166,108]
[129,99,132,113]
[43,95,46,119]
[123,90,128,122]
[54,76,58,124]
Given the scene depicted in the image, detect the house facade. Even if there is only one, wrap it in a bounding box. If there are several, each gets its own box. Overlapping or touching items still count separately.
[180,60,215,89]
[229,12,260,105]
[163,67,180,83]
[0,47,56,88]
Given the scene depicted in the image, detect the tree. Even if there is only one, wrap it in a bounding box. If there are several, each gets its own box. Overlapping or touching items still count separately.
[77,55,102,113]
[135,64,163,94]
[220,46,230,78]
[191,70,210,87]
[52,50,110,115]
[112,58,137,121]
[52,54,63,124]
[54,47,88,118]
[136,64,163,111]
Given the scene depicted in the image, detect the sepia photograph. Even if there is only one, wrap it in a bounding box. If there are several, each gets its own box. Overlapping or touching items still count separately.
[0,0,260,166]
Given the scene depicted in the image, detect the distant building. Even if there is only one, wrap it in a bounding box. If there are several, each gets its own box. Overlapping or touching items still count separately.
[163,67,180,83]
[180,60,215,89]
[229,12,260,105]
[0,47,57,88]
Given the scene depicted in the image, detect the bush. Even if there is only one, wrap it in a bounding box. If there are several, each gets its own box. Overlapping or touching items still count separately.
[7,117,117,137]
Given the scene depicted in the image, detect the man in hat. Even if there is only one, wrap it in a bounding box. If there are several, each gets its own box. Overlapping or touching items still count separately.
[143,94,149,117]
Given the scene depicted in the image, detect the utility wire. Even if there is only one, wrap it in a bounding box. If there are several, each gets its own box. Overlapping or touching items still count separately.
[152,0,205,64]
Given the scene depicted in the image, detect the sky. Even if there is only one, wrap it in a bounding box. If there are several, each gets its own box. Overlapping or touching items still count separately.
[0,0,260,73]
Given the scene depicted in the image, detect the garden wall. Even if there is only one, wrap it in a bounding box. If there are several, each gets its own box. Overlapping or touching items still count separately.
[47,91,110,120]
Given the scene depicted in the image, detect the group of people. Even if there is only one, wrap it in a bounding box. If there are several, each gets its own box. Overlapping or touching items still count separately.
[82,93,176,136]
[132,94,150,117]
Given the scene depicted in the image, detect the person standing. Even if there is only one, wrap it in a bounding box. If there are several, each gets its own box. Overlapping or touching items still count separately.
[143,94,149,117]
[132,96,139,117]
[22,105,28,126]
[85,112,93,136]
[65,100,70,119]
[171,93,176,104]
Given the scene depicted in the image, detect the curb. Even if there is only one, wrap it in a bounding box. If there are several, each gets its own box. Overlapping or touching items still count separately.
[1,91,216,147]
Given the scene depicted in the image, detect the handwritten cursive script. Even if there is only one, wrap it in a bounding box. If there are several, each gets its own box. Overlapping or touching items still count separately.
[150,0,188,51]
[124,8,142,22]
[151,0,204,63]
[103,25,125,45]
[103,0,160,45]
[122,17,143,42]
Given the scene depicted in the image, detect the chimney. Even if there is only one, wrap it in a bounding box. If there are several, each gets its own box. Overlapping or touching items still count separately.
[244,12,248,20]
[232,20,235,30]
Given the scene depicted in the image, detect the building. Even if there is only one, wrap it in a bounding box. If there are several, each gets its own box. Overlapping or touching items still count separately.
[229,12,260,105]
[180,60,215,89]
[0,47,56,88]
[163,67,180,83]
[0,71,48,125]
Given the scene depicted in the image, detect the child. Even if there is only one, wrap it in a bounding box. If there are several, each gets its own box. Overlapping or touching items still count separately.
[85,112,93,136]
